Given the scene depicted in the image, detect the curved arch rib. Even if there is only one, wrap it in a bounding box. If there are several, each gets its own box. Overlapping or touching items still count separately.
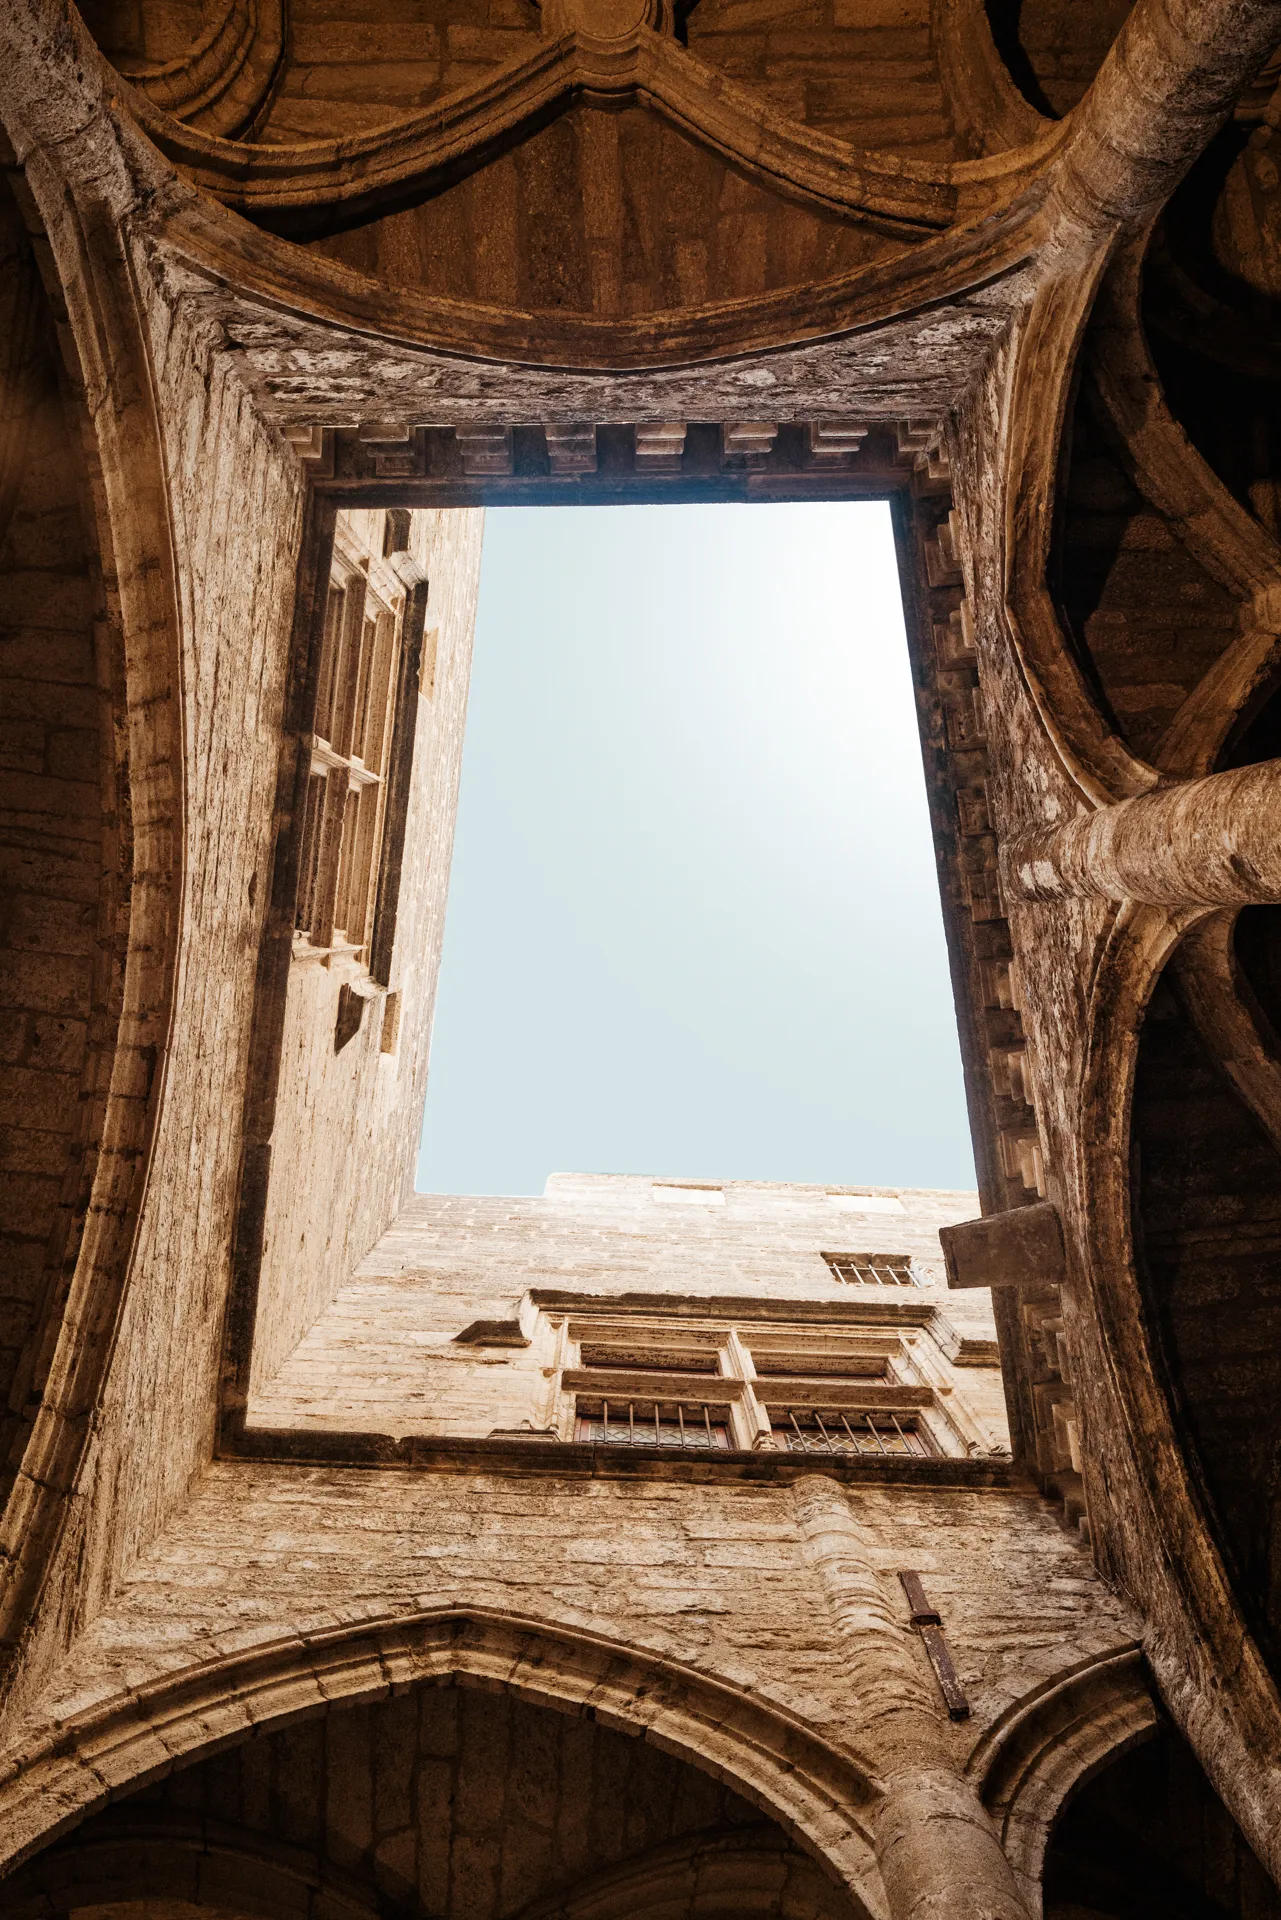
[160,165,1039,374]
[4,1811,861,1920]
[1021,902,1281,1895]
[1089,233,1281,601]
[1001,262,1162,807]
[929,0,1049,159]
[513,1825,863,1920]
[1068,900,1281,1891]
[5,1817,381,1920]
[0,12,186,1698]
[1086,230,1281,779]
[977,0,1281,810]
[0,1606,883,1906]
[969,1646,1159,1919]
[128,28,958,235]
[117,0,285,139]
[1169,910,1281,1159]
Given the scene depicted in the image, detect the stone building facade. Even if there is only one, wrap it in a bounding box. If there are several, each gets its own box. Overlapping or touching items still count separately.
[6,0,1281,1914]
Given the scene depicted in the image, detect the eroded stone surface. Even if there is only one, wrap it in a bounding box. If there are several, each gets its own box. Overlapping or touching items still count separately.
[4,0,1281,1914]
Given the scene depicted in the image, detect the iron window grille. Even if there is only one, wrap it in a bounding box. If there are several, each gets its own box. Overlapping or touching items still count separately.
[771,1407,931,1456]
[823,1253,921,1287]
[575,1398,730,1449]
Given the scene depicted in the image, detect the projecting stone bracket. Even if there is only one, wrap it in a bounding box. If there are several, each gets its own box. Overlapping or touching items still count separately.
[938,1202,1067,1292]
[334,976,388,1053]
[282,421,335,477]
[453,1318,532,1347]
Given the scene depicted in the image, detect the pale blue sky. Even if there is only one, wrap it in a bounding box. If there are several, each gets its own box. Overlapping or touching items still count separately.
[416,502,974,1197]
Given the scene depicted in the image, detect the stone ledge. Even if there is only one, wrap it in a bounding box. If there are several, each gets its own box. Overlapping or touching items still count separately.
[528,1287,944,1325]
[224,1422,1028,1489]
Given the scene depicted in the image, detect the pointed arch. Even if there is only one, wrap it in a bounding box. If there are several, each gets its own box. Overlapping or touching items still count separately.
[0,1605,884,1913]
[0,30,186,1696]
[968,1645,1160,1918]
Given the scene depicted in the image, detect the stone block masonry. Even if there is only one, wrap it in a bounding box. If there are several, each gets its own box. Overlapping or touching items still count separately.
[249,506,483,1395]
[249,1174,1010,1450]
[0,176,115,1499]
[5,0,1281,1907]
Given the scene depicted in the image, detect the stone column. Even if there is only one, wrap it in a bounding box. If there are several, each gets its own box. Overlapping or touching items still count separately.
[1000,759,1281,908]
[872,1768,1032,1920]
[790,1477,1030,1920]
[1050,0,1281,237]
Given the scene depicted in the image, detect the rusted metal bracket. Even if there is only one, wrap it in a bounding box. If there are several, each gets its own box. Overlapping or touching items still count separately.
[898,1570,970,1720]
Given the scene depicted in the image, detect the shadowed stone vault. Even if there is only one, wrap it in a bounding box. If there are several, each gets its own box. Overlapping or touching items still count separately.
[6,0,1281,1914]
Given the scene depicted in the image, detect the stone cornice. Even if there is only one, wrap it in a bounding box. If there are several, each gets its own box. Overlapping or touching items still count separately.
[223,1420,1027,1486]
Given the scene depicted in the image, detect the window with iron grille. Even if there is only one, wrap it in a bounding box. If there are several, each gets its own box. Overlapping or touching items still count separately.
[771,1406,930,1455]
[575,1397,730,1448]
[823,1252,921,1287]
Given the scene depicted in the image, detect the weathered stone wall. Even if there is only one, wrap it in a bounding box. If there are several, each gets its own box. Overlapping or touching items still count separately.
[4,268,305,1718]
[6,0,1281,1906]
[0,1165,1128,1887]
[8,1687,848,1920]
[942,39,1281,1872]
[0,180,115,1495]
[249,1175,1010,1444]
[10,1453,1136,1778]
[249,505,483,1395]
[260,0,542,142]
[688,0,953,155]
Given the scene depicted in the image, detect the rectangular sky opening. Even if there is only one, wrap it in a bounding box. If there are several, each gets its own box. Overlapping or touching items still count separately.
[417,501,974,1197]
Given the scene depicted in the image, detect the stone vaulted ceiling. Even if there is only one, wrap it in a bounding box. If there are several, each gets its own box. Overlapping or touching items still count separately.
[9,2,1281,1917]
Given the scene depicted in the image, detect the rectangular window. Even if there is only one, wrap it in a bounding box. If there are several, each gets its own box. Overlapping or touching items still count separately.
[295,528,409,967]
[770,1407,930,1455]
[823,1253,920,1287]
[575,1398,730,1447]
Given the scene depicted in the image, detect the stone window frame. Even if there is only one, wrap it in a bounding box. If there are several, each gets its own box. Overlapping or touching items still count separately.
[526,1301,982,1455]
[293,512,430,996]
